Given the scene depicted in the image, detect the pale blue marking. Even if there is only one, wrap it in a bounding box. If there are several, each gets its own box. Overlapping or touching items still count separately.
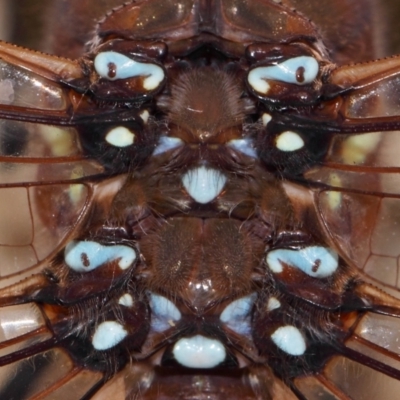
[267,246,338,278]
[64,241,136,273]
[182,166,227,204]
[173,335,226,368]
[94,51,164,90]
[248,56,319,93]
[92,321,127,350]
[152,136,183,155]
[148,292,181,332]
[271,325,306,356]
[220,293,257,335]
[228,138,257,158]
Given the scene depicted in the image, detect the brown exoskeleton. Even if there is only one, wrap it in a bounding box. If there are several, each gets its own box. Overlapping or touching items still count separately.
[1,1,400,399]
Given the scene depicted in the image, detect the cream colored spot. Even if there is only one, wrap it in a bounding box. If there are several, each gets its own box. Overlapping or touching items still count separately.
[341,132,381,164]
[276,131,304,152]
[139,110,150,124]
[105,127,135,147]
[262,113,272,126]
[327,173,343,210]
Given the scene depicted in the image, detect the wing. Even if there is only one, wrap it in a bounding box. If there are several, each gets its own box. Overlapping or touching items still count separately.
[305,56,400,291]
[286,56,400,399]
[0,39,162,399]
[0,42,106,288]
[0,39,160,283]
[3,3,400,399]
[0,43,107,399]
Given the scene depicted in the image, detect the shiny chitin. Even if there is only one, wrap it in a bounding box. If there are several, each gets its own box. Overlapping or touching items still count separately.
[1,1,400,399]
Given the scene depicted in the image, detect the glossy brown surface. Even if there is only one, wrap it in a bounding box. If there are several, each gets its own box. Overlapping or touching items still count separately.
[2,1,400,399]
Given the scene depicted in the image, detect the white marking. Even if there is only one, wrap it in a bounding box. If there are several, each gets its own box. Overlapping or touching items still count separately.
[267,246,339,279]
[139,110,150,124]
[92,321,127,350]
[267,297,281,311]
[64,241,136,273]
[173,335,226,368]
[105,126,135,147]
[182,166,227,204]
[248,56,319,94]
[0,79,14,104]
[148,292,181,332]
[271,325,306,356]
[228,138,257,158]
[118,293,134,307]
[248,69,271,94]
[262,113,272,126]
[187,107,203,113]
[275,131,304,152]
[94,51,165,90]
[152,136,183,155]
[220,293,256,335]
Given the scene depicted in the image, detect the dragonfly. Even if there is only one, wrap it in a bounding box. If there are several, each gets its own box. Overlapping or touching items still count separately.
[1,1,400,399]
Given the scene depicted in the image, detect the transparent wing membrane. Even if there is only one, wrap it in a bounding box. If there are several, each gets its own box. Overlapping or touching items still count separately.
[1,1,400,399]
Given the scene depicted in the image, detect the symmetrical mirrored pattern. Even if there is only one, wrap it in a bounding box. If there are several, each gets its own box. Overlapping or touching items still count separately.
[2,1,400,399]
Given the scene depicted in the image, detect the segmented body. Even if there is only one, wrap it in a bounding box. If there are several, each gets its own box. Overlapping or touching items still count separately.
[1,1,400,399]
